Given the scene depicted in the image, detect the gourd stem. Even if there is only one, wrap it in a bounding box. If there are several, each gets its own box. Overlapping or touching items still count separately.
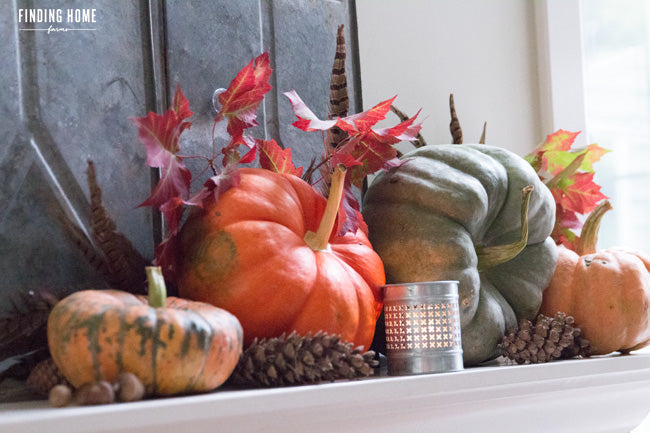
[476,185,533,270]
[576,200,612,255]
[304,165,347,251]
[146,266,167,308]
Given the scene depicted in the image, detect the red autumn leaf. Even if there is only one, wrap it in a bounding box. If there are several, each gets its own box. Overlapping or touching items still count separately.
[141,159,192,209]
[257,139,303,176]
[549,203,581,248]
[153,232,184,285]
[133,88,192,165]
[220,132,258,166]
[339,134,399,189]
[131,85,193,209]
[338,181,368,236]
[159,197,187,235]
[217,52,273,142]
[336,113,421,188]
[171,84,193,124]
[379,108,423,140]
[285,90,421,188]
[159,187,210,236]
[330,152,363,169]
[550,202,583,250]
[335,106,420,183]
[341,133,398,167]
[284,91,403,136]
[283,90,338,131]
[554,228,579,251]
[543,129,580,152]
[526,129,610,251]
[203,162,242,204]
[153,188,212,284]
[553,204,582,230]
[555,172,608,215]
[238,142,258,164]
[337,96,397,133]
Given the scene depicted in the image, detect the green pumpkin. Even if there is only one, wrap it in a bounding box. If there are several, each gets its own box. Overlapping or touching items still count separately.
[362,143,558,366]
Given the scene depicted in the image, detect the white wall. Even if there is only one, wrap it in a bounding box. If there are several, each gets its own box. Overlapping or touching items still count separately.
[356,0,543,156]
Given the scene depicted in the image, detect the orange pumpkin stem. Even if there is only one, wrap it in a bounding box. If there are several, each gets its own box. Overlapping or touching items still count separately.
[304,165,347,251]
[146,266,167,308]
[576,200,613,255]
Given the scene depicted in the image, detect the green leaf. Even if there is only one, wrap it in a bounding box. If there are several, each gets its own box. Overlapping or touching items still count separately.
[578,143,609,173]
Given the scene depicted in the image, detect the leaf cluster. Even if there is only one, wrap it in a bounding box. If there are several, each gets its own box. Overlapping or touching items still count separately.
[525,130,609,250]
[131,52,421,281]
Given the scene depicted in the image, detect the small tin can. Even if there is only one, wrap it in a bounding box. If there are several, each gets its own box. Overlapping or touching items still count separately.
[383,281,464,375]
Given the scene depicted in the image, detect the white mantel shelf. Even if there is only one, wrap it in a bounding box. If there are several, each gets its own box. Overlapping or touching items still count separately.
[2,354,650,433]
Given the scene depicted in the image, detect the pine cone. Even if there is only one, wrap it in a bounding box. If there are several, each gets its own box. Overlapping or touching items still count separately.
[26,357,70,396]
[499,312,591,364]
[229,331,378,388]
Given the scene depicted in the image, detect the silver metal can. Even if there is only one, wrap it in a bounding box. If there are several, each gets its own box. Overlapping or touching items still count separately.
[383,281,464,375]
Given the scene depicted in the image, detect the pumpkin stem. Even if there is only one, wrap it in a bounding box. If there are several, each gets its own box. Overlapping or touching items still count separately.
[146,266,167,308]
[304,164,347,251]
[576,200,613,255]
[476,185,533,270]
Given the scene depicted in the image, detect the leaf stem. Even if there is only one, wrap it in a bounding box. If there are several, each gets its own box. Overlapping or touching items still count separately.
[146,266,167,308]
[576,200,612,255]
[212,115,220,161]
[304,165,347,251]
[545,152,587,189]
[476,185,533,270]
[311,154,332,174]
[176,154,211,160]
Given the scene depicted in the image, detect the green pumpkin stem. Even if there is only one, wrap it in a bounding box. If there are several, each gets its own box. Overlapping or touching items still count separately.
[146,266,167,308]
[476,185,533,270]
[576,200,612,255]
[304,164,347,251]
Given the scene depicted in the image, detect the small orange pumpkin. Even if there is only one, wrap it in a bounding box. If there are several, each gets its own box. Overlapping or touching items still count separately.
[540,200,650,355]
[176,166,385,350]
[47,267,243,395]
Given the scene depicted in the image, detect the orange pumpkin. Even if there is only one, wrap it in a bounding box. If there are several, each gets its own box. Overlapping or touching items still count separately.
[540,200,650,355]
[47,267,243,395]
[176,166,385,350]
